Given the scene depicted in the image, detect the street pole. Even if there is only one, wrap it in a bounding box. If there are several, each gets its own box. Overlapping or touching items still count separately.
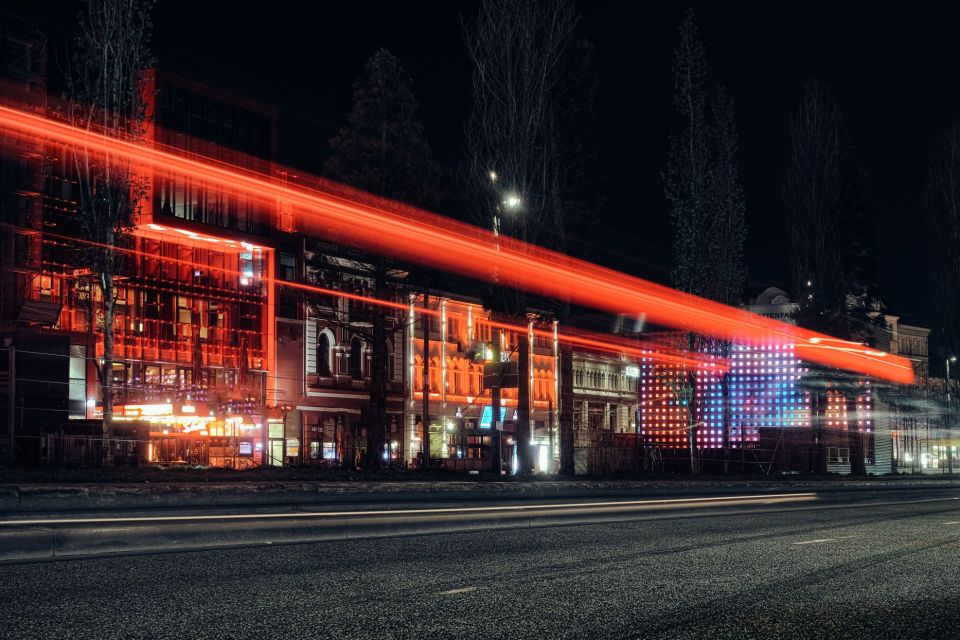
[947,357,956,474]
[491,338,502,474]
[634,408,641,474]
[947,357,953,403]
[422,291,430,471]
[7,344,14,466]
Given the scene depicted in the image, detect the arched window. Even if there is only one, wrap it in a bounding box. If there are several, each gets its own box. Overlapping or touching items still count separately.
[413,354,424,391]
[317,331,332,376]
[349,337,363,380]
[430,357,441,394]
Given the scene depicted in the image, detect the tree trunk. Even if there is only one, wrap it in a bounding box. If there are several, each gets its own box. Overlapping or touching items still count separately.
[516,330,534,474]
[101,270,114,465]
[685,336,699,475]
[847,393,867,476]
[363,262,389,469]
[421,291,430,470]
[559,344,574,475]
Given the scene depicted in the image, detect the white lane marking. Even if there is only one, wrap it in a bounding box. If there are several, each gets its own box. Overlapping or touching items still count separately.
[942,521,960,525]
[0,493,817,527]
[793,535,857,545]
[439,587,479,595]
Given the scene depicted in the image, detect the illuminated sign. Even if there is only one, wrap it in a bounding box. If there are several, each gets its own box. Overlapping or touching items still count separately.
[122,403,173,417]
[479,405,507,429]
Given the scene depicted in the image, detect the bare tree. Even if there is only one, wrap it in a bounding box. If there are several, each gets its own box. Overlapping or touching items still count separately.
[925,121,960,369]
[66,0,153,439]
[465,0,598,475]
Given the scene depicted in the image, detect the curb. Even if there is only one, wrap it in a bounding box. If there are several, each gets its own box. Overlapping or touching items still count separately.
[4,479,960,514]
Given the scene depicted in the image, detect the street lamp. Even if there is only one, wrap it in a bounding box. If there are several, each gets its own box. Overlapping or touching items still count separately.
[947,356,957,475]
[503,193,521,210]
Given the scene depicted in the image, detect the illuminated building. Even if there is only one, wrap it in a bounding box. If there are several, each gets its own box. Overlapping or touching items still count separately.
[571,350,638,474]
[0,63,280,466]
[273,241,409,467]
[405,296,557,473]
[0,20,920,472]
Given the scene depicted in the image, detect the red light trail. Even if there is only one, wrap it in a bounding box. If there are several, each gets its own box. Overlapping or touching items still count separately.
[0,104,914,383]
[20,224,715,371]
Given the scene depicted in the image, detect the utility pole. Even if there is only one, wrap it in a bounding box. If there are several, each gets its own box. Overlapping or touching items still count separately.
[491,338,502,474]
[634,408,641,473]
[559,344,574,475]
[7,343,14,466]
[947,357,955,474]
[421,291,430,471]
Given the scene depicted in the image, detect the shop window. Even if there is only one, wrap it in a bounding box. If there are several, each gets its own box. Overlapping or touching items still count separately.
[111,362,128,386]
[321,439,337,459]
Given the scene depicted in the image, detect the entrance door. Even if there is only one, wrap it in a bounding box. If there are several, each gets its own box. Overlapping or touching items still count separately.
[268,439,284,466]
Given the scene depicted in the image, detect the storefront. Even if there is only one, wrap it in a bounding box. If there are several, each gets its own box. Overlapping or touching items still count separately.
[106,402,266,468]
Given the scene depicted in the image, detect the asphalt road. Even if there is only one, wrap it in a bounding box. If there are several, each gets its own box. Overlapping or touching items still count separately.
[2,490,960,639]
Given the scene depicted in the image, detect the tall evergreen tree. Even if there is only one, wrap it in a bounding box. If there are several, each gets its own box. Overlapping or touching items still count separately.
[924,120,960,386]
[664,8,747,474]
[782,80,880,337]
[322,48,441,470]
[783,81,880,476]
[665,7,746,306]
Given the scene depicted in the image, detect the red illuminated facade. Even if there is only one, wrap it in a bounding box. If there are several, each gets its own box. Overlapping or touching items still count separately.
[0,64,281,465]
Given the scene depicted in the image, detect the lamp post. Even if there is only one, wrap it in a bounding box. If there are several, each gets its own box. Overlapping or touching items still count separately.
[947,356,956,403]
[625,364,641,473]
[948,356,957,474]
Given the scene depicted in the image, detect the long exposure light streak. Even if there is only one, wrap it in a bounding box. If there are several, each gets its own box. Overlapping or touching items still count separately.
[0,104,914,383]
[12,224,712,370]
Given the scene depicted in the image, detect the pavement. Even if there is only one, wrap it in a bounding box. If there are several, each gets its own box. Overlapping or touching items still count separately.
[3,476,959,513]
[1,487,959,639]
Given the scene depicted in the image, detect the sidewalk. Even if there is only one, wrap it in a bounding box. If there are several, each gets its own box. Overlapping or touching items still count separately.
[2,473,959,514]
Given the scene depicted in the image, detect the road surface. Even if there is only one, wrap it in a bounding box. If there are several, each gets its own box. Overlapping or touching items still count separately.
[1,488,959,639]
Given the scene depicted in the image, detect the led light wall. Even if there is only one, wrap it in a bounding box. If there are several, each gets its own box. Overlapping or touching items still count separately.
[639,340,820,449]
[638,351,687,447]
[825,381,872,433]
[728,342,811,447]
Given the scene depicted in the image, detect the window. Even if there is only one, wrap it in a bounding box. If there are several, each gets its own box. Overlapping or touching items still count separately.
[827,447,851,464]
[279,252,296,281]
[318,331,332,377]
[349,337,363,380]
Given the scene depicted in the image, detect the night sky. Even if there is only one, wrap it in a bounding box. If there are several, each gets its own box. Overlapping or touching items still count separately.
[8,0,960,326]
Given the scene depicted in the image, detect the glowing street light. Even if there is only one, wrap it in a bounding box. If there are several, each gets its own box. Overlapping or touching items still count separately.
[503,193,521,210]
